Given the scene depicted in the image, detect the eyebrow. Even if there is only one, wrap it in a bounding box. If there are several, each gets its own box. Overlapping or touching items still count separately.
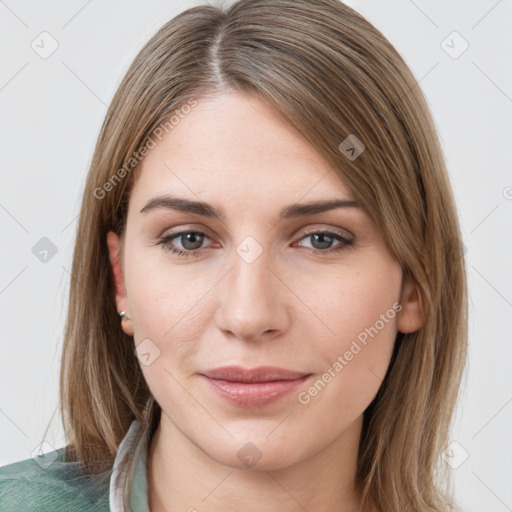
[139,195,360,220]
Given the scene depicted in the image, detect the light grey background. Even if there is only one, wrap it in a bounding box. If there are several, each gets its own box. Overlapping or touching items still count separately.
[1,1,511,510]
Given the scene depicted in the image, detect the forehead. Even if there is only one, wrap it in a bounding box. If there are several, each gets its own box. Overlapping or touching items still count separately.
[130,91,354,211]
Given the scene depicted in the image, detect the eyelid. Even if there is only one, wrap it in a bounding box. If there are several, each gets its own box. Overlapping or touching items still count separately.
[159,223,215,239]
[291,223,354,241]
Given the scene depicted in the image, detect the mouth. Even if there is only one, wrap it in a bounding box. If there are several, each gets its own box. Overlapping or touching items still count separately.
[199,366,313,407]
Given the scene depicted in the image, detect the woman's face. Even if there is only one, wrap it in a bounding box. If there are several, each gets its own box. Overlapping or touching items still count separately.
[107,90,423,470]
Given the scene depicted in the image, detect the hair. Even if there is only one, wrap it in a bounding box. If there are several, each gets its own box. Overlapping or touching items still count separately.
[56,0,468,510]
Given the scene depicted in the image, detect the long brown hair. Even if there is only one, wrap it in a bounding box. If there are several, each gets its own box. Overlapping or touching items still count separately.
[58,1,468,510]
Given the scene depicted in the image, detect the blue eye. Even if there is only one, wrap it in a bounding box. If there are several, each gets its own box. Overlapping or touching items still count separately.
[158,231,208,258]
[157,230,353,258]
[296,230,353,253]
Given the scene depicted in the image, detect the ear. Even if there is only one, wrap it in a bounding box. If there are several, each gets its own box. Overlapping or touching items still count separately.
[396,276,425,334]
[107,231,132,334]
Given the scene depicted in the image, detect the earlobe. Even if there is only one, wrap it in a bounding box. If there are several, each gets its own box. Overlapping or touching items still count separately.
[396,277,425,334]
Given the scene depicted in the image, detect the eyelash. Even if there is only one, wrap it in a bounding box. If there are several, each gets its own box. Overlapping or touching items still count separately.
[157,229,354,258]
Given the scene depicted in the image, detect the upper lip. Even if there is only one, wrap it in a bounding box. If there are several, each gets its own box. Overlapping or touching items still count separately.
[201,366,311,383]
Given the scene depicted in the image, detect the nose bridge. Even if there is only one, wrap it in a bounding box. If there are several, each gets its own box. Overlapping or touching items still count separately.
[216,234,285,340]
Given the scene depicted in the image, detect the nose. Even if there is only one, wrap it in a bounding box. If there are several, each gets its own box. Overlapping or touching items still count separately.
[214,241,289,343]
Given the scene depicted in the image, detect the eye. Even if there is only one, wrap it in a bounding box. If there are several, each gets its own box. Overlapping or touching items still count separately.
[157,231,212,258]
[294,230,354,254]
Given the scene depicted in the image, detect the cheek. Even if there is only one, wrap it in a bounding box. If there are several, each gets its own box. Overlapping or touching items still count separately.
[125,249,221,388]
[125,245,213,335]
[293,256,402,347]
[292,258,401,401]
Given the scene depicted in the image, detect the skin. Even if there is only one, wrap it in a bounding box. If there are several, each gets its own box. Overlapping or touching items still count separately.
[107,90,424,512]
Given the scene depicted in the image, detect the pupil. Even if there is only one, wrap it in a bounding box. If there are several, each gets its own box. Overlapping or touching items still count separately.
[182,233,203,250]
[312,233,332,249]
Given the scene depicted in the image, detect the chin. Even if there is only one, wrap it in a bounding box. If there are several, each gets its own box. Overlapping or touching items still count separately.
[198,432,311,472]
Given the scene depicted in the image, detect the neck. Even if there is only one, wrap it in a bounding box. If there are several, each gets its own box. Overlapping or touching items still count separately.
[147,413,368,512]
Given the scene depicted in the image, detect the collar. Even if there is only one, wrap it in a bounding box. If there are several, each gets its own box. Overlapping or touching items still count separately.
[109,418,151,512]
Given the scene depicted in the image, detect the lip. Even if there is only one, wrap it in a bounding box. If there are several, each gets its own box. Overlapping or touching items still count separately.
[200,366,312,408]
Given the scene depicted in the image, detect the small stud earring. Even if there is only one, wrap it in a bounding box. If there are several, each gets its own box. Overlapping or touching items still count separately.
[119,311,133,336]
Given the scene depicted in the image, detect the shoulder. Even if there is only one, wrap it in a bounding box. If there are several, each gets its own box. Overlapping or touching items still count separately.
[0,447,111,512]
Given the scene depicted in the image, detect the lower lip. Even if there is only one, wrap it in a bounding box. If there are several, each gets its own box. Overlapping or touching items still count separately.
[202,375,312,408]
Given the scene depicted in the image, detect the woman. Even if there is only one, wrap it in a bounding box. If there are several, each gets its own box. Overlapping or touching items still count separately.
[0,0,468,511]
